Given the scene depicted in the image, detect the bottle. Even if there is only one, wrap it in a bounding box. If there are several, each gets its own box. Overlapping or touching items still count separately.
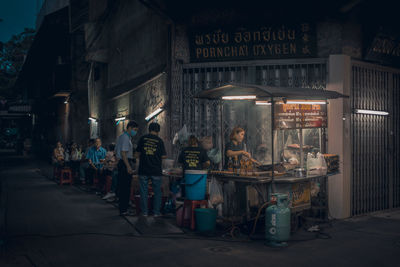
[240,158,246,176]
[227,157,234,172]
[234,156,240,175]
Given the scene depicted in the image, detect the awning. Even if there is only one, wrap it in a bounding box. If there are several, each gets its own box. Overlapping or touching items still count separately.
[195,83,348,100]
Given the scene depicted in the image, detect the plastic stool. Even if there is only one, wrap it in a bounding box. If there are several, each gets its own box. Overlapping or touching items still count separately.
[181,199,208,230]
[105,175,112,193]
[53,166,61,180]
[60,168,73,185]
[92,171,99,188]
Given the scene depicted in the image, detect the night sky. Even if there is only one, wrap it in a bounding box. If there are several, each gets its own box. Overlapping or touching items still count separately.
[0,0,37,42]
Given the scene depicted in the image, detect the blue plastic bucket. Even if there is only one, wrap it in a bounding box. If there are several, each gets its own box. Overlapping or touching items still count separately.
[184,170,208,200]
[195,208,217,233]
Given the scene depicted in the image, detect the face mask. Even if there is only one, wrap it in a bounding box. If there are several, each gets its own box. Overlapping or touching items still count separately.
[130,130,137,137]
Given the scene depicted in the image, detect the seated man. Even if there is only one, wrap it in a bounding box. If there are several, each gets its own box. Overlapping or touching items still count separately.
[86,138,106,190]
[80,139,94,184]
[53,141,65,167]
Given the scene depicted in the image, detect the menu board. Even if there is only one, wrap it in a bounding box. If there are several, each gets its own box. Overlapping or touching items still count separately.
[274,103,327,129]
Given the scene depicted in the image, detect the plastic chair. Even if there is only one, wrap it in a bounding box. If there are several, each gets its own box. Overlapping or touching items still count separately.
[60,168,73,185]
[181,199,208,230]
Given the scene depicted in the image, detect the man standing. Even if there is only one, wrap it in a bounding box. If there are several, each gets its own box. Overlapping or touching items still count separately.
[136,122,166,217]
[86,138,107,189]
[115,121,138,216]
[80,139,94,184]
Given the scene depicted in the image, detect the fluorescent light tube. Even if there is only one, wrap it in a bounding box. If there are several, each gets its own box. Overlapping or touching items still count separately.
[145,108,164,121]
[255,101,272,105]
[114,116,126,121]
[222,95,257,100]
[355,109,389,116]
[286,101,326,105]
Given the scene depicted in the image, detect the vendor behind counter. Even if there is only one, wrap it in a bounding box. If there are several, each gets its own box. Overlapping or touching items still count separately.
[224,127,252,169]
[178,135,210,171]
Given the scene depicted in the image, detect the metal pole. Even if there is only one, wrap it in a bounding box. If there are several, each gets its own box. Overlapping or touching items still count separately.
[271,97,275,192]
[220,101,224,170]
[300,128,304,170]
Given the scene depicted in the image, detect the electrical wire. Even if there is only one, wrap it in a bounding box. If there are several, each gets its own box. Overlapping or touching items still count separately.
[251,201,273,236]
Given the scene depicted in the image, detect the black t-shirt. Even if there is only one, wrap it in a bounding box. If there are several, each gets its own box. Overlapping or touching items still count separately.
[178,146,210,171]
[136,134,166,176]
[224,141,245,168]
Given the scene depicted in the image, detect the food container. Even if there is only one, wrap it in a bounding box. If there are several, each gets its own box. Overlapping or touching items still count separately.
[294,168,307,177]
[162,159,175,170]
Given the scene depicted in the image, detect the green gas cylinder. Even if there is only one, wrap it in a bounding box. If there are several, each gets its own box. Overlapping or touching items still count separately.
[265,193,291,247]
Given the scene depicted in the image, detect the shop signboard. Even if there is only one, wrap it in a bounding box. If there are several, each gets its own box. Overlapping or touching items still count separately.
[365,32,400,68]
[8,104,31,113]
[274,103,327,129]
[291,181,311,210]
[189,23,316,62]
[275,181,311,211]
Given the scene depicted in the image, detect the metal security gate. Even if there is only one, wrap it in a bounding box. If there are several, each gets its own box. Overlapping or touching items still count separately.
[351,60,400,215]
[181,59,327,157]
[393,73,400,208]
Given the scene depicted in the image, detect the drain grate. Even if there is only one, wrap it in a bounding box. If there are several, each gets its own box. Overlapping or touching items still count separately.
[208,246,232,253]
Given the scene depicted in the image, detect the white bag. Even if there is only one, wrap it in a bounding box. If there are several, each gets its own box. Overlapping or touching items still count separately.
[209,177,223,206]
[307,152,327,176]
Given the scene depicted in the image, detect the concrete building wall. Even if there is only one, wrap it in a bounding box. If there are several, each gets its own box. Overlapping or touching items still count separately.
[86,0,169,151]
[101,73,168,149]
[106,0,168,90]
[317,20,363,59]
[36,0,70,28]
[327,55,352,219]
[69,30,90,147]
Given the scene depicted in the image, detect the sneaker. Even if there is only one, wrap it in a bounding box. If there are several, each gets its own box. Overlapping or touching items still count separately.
[106,197,115,203]
[102,192,116,200]
[142,213,149,217]
[120,211,134,216]
[153,214,162,218]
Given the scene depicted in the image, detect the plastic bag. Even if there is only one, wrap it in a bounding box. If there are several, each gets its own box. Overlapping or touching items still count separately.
[173,125,189,145]
[207,148,221,164]
[209,177,223,206]
[307,152,327,176]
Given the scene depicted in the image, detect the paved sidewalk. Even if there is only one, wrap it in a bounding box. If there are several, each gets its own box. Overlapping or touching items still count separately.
[1,152,399,267]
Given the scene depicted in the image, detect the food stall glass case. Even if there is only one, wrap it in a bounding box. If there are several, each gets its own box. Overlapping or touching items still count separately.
[221,101,326,173]
[195,83,346,220]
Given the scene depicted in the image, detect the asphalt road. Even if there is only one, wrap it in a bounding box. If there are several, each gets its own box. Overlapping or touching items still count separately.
[1,150,399,267]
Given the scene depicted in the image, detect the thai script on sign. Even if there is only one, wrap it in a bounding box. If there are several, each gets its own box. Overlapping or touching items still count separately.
[275,103,327,129]
[189,23,316,62]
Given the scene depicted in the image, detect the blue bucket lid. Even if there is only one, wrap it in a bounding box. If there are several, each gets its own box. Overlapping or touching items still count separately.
[184,170,208,175]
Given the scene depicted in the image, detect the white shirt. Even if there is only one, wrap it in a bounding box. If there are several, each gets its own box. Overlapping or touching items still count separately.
[115,132,133,159]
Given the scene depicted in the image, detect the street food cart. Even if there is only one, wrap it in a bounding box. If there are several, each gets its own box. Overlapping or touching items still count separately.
[195,83,346,224]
